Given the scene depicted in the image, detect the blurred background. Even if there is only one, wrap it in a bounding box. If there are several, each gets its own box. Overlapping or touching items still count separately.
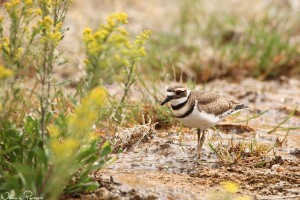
[60,0,300,83]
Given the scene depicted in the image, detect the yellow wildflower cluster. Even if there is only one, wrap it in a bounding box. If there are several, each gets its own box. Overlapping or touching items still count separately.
[134,30,152,48]
[47,124,60,138]
[1,0,44,57]
[4,0,28,16]
[39,16,62,45]
[24,0,33,5]
[220,181,252,199]
[50,139,79,160]
[83,12,129,56]
[4,0,20,10]
[0,66,13,79]
[106,12,128,30]
[122,29,152,65]
[68,87,107,137]
[24,8,42,17]
[0,37,10,54]
[221,181,239,194]
[0,37,24,58]
[83,12,151,87]
[4,0,38,16]
[49,87,106,160]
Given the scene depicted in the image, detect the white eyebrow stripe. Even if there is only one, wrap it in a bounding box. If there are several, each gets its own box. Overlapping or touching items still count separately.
[167,92,175,96]
[177,88,186,91]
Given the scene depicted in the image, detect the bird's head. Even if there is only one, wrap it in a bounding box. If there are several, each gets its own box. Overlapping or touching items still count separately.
[161,85,190,106]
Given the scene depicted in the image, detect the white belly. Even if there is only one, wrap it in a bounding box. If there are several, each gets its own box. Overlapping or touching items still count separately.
[176,107,221,130]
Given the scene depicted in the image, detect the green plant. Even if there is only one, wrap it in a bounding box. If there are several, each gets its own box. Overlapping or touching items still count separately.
[82,12,151,124]
[47,87,115,198]
[0,1,119,199]
[0,0,71,136]
[0,88,114,200]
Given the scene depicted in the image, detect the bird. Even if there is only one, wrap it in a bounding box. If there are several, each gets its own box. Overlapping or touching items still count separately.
[161,85,249,159]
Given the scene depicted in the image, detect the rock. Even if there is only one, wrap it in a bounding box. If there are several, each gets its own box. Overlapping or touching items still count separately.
[95,187,111,200]
[271,164,284,173]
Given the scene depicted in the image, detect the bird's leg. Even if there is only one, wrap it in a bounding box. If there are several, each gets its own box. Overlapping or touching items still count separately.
[195,129,201,159]
[198,130,206,154]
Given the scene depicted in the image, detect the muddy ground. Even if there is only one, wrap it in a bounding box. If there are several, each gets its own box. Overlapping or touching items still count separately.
[69,78,300,200]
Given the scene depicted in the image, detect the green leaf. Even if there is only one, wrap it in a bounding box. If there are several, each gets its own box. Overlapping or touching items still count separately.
[76,146,98,161]
[100,141,111,157]
[84,182,99,191]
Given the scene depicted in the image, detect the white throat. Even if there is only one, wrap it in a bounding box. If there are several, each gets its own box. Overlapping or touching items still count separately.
[170,89,190,106]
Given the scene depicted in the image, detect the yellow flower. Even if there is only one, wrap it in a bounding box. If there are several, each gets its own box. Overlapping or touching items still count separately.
[47,124,60,138]
[94,30,109,40]
[12,0,20,6]
[89,131,100,141]
[48,31,62,42]
[1,37,11,54]
[25,0,33,5]
[117,27,128,35]
[89,87,106,103]
[105,12,128,31]
[86,41,103,56]
[221,181,239,194]
[83,59,90,65]
[50,138,79,159]
[125,41,133,49]
[44,16,53,25]
[134,29,152,47]
[83,28,92,36]
[35,9,42,16]
[64,139,79,150]
[68,87,107,139]
[4,2,12,10]
[114,12,128,24]
[0,66,13,79]
[56,22,63,30]
[107,18,115,27]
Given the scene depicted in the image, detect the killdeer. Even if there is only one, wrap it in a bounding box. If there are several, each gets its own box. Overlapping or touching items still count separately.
[161,85,249,159]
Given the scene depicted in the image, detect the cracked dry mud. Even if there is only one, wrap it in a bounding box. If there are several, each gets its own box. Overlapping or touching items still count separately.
[68,78,300,200]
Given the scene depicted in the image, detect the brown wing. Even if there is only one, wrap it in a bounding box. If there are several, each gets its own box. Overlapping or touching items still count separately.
[194,91,239,116]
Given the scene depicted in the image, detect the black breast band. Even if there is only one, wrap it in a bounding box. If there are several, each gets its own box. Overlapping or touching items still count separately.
[175,102,195,118]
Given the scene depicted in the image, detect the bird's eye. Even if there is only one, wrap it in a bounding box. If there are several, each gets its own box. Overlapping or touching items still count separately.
[175,91,181,95]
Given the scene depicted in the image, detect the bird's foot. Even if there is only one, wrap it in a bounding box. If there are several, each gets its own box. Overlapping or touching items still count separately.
[194,150,202,160]
[193,149,207,162]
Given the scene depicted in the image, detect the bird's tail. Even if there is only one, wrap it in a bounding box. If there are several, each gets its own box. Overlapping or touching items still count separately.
[234,104,250,111]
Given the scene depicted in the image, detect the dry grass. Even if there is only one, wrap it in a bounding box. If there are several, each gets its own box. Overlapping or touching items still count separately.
[207,138,273,165]
[113,121,156,153]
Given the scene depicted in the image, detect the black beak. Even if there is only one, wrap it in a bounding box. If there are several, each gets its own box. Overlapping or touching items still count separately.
[161,96,172,106]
